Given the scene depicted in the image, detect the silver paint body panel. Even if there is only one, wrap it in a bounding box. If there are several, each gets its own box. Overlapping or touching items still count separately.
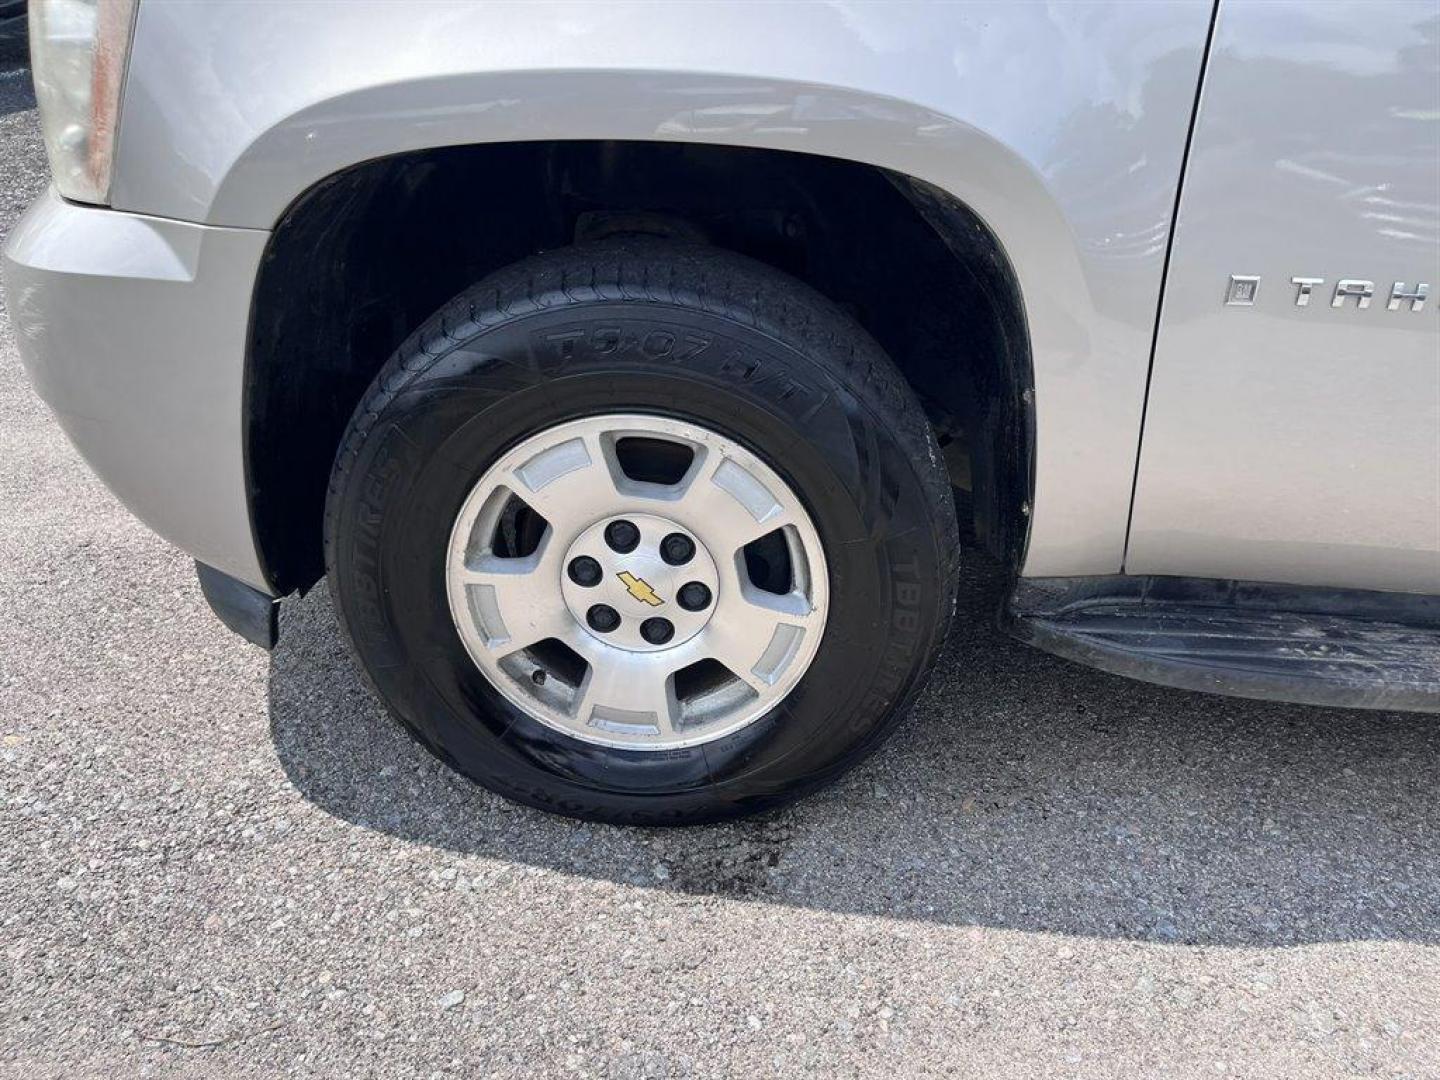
[104,0,1214,582]
[1,190,271,588]
[3,0,1436,601]
[1128,0,1440,594]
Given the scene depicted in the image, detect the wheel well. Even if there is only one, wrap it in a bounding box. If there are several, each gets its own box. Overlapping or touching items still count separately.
[246,140,1032,594]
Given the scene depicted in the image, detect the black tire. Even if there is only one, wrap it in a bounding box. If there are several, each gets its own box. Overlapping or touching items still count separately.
[324,239,959,825]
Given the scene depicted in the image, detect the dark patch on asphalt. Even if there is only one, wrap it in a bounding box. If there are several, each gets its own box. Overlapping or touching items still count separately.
[653,820,794,898]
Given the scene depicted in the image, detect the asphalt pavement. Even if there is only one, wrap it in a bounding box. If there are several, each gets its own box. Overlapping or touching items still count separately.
[1,48,1436,1080]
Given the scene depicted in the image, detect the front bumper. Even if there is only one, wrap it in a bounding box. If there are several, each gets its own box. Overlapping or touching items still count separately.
[2,188,273,591]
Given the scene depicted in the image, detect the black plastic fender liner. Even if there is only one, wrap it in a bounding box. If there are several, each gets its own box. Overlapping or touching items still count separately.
[1004,574,1440,714]
[196,561,280,649]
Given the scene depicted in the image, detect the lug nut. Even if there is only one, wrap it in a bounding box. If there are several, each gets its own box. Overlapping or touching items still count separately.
[567,555,602,587]
[660,532,696,566]
[677,582,712,611]
[640,617,675,645]
[586,604,621,633]
[604,519,640,554]
[679,584,714,610]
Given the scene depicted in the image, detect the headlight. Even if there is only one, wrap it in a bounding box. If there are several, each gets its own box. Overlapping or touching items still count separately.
[28,0,138,205]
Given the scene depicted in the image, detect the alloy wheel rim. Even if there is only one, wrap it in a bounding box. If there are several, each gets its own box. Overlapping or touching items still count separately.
[445,414,829,750]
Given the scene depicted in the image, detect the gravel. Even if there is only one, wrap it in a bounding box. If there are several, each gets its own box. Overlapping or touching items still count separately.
[1,52,1437,1080]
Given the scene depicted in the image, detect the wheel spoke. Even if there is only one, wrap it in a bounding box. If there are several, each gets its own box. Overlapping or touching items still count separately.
[704,586,821,691]
[571,648,679,738]
[454,532,572,651]
[502,431,620,534]
[670,452,793,558]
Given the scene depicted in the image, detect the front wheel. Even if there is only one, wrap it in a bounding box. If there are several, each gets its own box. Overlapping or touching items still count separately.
[325,239,959,824]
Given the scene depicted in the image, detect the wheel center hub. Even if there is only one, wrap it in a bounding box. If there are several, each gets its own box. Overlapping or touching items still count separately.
[560,512,720,653]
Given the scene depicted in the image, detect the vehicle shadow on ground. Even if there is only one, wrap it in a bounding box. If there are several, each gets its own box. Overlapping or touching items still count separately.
[268,554,1439,947]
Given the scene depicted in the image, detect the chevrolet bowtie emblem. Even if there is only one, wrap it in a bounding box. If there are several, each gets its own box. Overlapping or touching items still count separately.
[617,570,664,607]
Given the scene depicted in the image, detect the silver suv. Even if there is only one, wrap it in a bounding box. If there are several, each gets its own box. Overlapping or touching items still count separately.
[4,1,1437,824]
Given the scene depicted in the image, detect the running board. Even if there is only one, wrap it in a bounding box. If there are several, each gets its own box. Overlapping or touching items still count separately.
[1004,575,1440,713]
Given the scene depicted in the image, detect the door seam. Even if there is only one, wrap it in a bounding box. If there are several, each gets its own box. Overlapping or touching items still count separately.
[1119,0,1224,571]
